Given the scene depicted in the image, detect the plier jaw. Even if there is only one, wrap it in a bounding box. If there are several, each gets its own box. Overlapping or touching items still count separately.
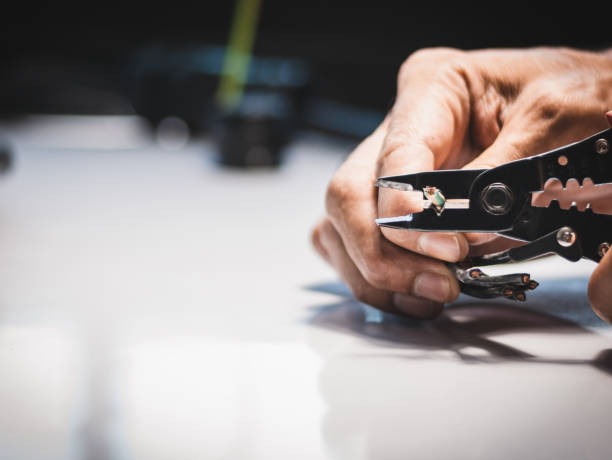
[376,169,484,198]
[375,127,612,300]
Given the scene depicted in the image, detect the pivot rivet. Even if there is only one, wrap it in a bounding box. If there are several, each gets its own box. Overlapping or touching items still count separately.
[595,139,609,155]
[556,227,576,248]
[481,183,513,215]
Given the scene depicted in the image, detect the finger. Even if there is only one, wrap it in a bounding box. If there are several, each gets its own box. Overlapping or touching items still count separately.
[465,233,497,246]
[377,49,475,178]
[318,218,393,311]
[311,218,331,264]
[586,110,612,323]
[375,52,474,261]
[461,108,612,255]
[326,123,460,303]
[455,119,542,252]
[318,217,444,319]
[588,248,612,323]
[468,235,524,258]
[458,107,603,253]
[464,90,609,171]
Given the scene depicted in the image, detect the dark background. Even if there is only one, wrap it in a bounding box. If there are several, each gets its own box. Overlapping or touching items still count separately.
[1,1,610,126]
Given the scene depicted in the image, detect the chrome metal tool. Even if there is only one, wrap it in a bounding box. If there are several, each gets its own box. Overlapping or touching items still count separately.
[375,128,612,301]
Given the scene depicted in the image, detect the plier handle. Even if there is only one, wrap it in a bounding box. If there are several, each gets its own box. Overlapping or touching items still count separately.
[375,128,612,300]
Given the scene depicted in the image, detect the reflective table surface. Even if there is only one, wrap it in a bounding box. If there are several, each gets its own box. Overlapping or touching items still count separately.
[0,116,610,460]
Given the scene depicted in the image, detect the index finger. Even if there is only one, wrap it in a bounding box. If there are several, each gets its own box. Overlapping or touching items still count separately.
[376,50,473,261]
[325,121,460,305]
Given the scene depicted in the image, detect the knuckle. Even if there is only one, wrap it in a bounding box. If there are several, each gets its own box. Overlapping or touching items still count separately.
[324,174,351,218]
[523,78,609,139]
[377,132,409,166]
[361,259,393,290]
[523,81,572,122]
[405,47,463,66]
[531,92,564,121]
[399,47,464,81]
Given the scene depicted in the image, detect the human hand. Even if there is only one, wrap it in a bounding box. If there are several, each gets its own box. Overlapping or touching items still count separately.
[312,47,612,319]
[587,112,612,323]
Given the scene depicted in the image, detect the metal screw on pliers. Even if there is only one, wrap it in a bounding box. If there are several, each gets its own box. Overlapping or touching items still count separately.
[595,139,609,155]
[556,227,576,247]
[481,183,513,215]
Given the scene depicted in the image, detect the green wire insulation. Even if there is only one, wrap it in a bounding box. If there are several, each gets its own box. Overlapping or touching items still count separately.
[216,0,262,112]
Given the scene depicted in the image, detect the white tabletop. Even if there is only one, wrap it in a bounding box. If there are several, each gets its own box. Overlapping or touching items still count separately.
[0,116,610,460]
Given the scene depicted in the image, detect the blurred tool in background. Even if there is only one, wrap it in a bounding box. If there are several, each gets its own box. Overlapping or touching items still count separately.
[0,1,388,168]
[129,0,312,167]
[214,0,296,167]
[0,1,607,167]
[127,45,310,166]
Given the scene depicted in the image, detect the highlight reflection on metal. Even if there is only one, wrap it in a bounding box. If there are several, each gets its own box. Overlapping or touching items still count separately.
[375,179,413,191]
[375,214,413,225]
[375,200,469,226]
[374,129,612,263]
[374,128,612,301]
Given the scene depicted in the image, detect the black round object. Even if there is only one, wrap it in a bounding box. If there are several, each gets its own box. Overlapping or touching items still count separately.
[481,182,513,215]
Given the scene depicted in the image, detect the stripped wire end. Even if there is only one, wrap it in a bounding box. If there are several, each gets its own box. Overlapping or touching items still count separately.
[423,186,446,216]
[450,262,538,301]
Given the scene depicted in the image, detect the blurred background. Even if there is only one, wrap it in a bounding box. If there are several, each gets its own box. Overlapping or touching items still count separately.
[0,3,611,460]
[0,1,609,165]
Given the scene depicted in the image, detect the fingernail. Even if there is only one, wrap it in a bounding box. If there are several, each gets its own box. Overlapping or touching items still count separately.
[417,233,461,261]
[413,272,451,303]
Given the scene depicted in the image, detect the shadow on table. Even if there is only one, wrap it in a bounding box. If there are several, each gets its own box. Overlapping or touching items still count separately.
[306,278,612,459]
[304,277,612,373]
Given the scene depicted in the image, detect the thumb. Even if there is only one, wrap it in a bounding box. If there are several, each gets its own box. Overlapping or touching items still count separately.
[459,125,529,247]
[589,248,612,323]
[461,110,612,244]
[465,109,612,171]
[587,110,612,323]
[461,122,531,170]
[375,78,472,261]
